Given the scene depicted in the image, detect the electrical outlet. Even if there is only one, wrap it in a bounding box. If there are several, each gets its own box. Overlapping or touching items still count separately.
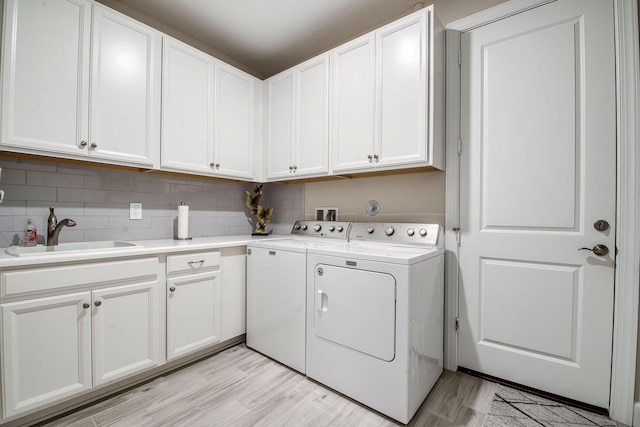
[315,207,338,221]
[130,202,142,220]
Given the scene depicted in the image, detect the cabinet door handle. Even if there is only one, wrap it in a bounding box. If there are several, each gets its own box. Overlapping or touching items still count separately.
[90,142,98,149]
[373,154,379,161]
[94,300,102,307]
[169,286,176,292]
[188,260,205,266]
[367,154,373,161]
[82,302,90,309]
[79,141,88,148]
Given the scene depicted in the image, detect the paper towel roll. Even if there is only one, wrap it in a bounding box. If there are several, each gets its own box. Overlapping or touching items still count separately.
[177,203,189,239]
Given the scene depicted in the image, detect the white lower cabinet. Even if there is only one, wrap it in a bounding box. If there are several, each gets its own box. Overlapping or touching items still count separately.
[0,257,162,419]
[166,251,222,360]
[1,293,92,419]
[0,247,247,423]
[92,281,161,386]
[220,247,247,341]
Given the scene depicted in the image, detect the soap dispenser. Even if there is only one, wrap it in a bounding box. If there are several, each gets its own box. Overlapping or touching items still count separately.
[26,218,37,246]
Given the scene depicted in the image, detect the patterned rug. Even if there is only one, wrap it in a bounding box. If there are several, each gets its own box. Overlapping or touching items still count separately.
[482,385,618,426]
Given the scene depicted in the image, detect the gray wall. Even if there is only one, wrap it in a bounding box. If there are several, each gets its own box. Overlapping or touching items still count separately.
[0,156,303,246]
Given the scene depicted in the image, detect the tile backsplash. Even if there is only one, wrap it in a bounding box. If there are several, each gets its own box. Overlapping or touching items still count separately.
[0,156,304,247]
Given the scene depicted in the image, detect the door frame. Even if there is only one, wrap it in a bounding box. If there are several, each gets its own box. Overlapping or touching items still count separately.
[444,0,640,424]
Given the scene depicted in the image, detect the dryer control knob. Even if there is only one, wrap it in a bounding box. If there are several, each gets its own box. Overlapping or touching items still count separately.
[419,228,428,237]
[313,224,322,232]
[328,225,335,232]
[385,227,395,236]
[367,227,375,234]
[301,225,308,230]
[294,224,301,230]
[337,226,344,232]
[407,228,415,236]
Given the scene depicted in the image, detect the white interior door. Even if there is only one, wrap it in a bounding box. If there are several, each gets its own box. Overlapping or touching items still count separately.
[458,0,616,409]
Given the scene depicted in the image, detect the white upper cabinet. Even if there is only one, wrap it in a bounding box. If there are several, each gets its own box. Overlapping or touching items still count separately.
[331,7,444,174]
[161,37,215,174]
[0,0,160,168]
[266,70,295,179]
[214,62,255,180]
[1,0,91,156]
[331,34,376,172]
[266,53,329,181]
[161,37,256,180]
[90,5,160,167]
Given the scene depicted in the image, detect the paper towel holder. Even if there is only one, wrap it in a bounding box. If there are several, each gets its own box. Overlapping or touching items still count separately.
[174,201,193,240]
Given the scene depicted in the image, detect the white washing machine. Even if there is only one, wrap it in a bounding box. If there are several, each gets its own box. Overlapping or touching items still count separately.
[306,223,444,424]
[246,220,350,373]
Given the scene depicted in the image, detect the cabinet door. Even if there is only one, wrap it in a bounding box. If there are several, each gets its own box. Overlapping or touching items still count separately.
[92,281,161,386]
[331,34,376,173]
[214,62,255,180]
[294,54,330,177]
[376,11,428,167]
[220,248,246,341]
[89,5,160,167]
[161,37,215,174]
[167,271,221,360]
[1,293,92,418]
[266,71,295,179]
[1,0,91,156]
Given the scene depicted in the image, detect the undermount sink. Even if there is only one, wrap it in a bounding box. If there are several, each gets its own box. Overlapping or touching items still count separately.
[5,241,139,257]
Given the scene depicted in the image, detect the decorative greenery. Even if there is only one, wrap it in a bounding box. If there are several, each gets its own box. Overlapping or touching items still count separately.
[245,184,274,234]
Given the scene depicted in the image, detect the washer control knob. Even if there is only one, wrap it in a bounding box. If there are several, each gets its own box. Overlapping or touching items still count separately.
[328,225,335,232]
[313,224,322,232]
[294,224,301,230]
[419,228,428,237]
[301,225,308,230]
[337,226,344,232]
[385,227,395,236]
[367,226,375,234]
[407,228,415,236]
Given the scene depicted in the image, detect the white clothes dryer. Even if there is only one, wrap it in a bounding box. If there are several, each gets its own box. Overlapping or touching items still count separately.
[246,221,350,373]
[305,223,444,424]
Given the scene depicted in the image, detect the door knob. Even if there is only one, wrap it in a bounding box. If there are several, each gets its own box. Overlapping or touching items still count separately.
[579,244,609,256]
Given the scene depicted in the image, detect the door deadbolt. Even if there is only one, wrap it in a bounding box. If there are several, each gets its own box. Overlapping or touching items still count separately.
[579,244,609,257]
[594,220,610,232]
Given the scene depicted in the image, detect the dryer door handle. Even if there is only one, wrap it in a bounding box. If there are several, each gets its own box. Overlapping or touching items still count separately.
[317,290,328,312]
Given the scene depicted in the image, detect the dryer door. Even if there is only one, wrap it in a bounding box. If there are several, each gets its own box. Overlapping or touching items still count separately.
[313,264,396,361]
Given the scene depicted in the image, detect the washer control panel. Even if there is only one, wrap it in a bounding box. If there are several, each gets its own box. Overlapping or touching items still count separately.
[291,220,351,239]
[349,223,442,247]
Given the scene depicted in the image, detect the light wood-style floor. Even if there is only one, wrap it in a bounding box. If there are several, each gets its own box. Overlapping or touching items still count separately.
[40,344,495,427]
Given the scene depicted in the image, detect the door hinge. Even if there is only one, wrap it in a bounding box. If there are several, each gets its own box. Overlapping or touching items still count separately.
[455,317,460,332]
[458,50,462,66]
[453,227,461,246]
[457,138,462,155]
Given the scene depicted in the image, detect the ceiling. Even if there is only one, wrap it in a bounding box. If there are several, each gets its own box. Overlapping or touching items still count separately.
[112,0,426,78]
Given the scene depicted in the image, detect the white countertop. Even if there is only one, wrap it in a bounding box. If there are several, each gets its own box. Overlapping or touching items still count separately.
[0,235,288,268]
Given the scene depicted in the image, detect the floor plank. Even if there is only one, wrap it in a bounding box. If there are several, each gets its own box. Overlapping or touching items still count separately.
[40,344,497,427]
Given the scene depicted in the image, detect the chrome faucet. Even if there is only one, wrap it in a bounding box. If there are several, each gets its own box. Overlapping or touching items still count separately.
[47,207,77,246]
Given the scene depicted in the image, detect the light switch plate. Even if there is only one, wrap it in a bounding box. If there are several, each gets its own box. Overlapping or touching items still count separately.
[130,202,143,220]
